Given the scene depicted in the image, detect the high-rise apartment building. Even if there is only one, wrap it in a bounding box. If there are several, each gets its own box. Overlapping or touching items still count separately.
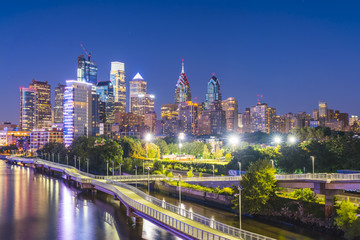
[63,80,93,147]
[161,103,178,120]
[160,103,180,136]
[205,74,222,109]
[110,62,126,113]
[54,83,65,124]
[222,97,238,132]
[178,101,199,135]
[77,55,98,84]
[174,60,191,104]
[20,87,38,131]
[144,111,157,134]
[250,103,277,133]
[312,109,319,121]
[130,73,147,111]
[29,79,52,129]
[199,101,226,135]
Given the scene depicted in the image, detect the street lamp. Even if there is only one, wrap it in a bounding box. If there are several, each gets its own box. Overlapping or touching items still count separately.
[234,186,242,229]
[229,135,239,152]
[288,135,297,145]
[66,154,68,165]
[311,156,315,175]
[119,163,122,179]
[238,162,242,176]
[145,133,152,160]
[52,153,54,162]
[143,159,145,175]
[58,153,60,163]
[106,160,109,177]
[270,159,274,168]
[135,165,138,188]
[162,164,165,174]
[74,155,77,168]
[178,133,185,156]
[146,167,151,194]
[178,174,182,204]
[87,158,89,173]
[273,136,282,145]
[112,160,114,176]
[212,164,215,177]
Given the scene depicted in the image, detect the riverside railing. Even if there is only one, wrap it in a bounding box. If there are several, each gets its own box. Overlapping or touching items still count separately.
[275,173,360,181]
[107,179,274,240]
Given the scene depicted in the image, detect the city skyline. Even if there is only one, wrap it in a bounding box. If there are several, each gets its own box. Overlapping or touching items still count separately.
[3,1,360,123]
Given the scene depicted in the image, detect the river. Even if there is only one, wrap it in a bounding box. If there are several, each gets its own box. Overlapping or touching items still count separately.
[0,160,340,240]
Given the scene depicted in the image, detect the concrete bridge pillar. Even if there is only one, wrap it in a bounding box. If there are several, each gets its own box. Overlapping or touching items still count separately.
[324,189,343,218]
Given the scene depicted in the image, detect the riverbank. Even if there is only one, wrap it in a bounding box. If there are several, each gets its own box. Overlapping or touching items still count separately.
[153,180,344,239]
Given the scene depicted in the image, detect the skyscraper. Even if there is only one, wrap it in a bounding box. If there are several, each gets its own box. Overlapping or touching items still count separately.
[110,62,126,113]
[77,55,98,84]
[20,87,38,131]
[63,80,93,147]
[318,101,328,125]
[129,73,155,117]
[29,79,52,129]
[178,101,199,136]
[174,60,191,104]
[96,81,115,125]
[250,103,276,133]
[205,74,222,109]
[54,83,65,124]
[222,97,238,132]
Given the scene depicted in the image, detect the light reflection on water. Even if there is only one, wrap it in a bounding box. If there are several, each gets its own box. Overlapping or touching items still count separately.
[0,161,180,240]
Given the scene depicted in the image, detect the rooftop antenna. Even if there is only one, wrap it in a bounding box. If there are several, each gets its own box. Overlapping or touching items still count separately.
[80,42,91,61]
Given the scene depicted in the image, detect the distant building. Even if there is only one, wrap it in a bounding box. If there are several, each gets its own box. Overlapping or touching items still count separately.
[96,81,115,135]
[200,101,226,135]
[114,112,144,133]
[174,60,191,104]
[0,122,18,131]
[160,103,180,136]
[30,129,63,152]
[144,111,157,134]
[205,74,221,109]
[178,101,199,135]
[20,87,38,131]
[312,109,319,121]
[250,103,271,133]
[110,62,126,114]
[129,73,155,117]
[325,119,343,131]
[239,108,251,133]
[63,80,93,147]
[0,130,30,146]
[318,101,328,125]
[54,83,65,124]
[222,97,238,132]
[77,54,97,84]
[29,79,52,129]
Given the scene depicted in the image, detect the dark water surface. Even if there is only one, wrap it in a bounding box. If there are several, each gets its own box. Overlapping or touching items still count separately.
[0,161,179,240]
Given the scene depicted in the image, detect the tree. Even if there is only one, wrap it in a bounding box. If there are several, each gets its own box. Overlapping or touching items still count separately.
[203,144,210,159]
[146,143,160,159]
[234,159,277,215]
[335,200,358,234]
[291,188,316,202]
[187,169,194,177]
[213,147,223,159]
[154,139,169,156]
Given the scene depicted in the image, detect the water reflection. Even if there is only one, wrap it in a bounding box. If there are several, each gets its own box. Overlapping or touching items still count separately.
[0,161,180,240]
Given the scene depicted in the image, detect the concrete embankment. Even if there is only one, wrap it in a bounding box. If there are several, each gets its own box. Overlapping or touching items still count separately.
[154,181,234,208]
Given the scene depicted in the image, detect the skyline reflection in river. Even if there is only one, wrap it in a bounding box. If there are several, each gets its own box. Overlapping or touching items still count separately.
[0,161,180,240]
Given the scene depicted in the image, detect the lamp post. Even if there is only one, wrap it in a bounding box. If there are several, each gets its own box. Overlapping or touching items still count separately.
[311,156,315,175]
[178,174,182,204]
[58,153,60,163]
[106,160,109,177]
[87,158,89,173]
[145,133,152,160]
[178,133,185,156]
[229,135,239,152]
[212,164,215,177]
[119,163,122,180]
[78,157,81,171]
[162,164,165,174]
[238,161,242,176]
[146,167,151,194]
[270,159,274,168]
[66,154,68,165]
[74,155,77,168]
[112,160,114,176]
[52,153,54,162]
[143,159,145,175]
[135,165,138,188]
[235,187,242,229]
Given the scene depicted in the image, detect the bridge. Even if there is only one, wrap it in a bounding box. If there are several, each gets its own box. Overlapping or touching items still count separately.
[4,156,274,240]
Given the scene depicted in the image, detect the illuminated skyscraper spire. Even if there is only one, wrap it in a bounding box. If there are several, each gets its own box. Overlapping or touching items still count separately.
[175,59,191,104]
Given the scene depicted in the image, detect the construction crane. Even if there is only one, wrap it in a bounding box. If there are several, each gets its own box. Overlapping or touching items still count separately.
[80,42,91,61]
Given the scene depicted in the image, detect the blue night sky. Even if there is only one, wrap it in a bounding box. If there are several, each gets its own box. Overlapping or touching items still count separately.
[1,0,360,123]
